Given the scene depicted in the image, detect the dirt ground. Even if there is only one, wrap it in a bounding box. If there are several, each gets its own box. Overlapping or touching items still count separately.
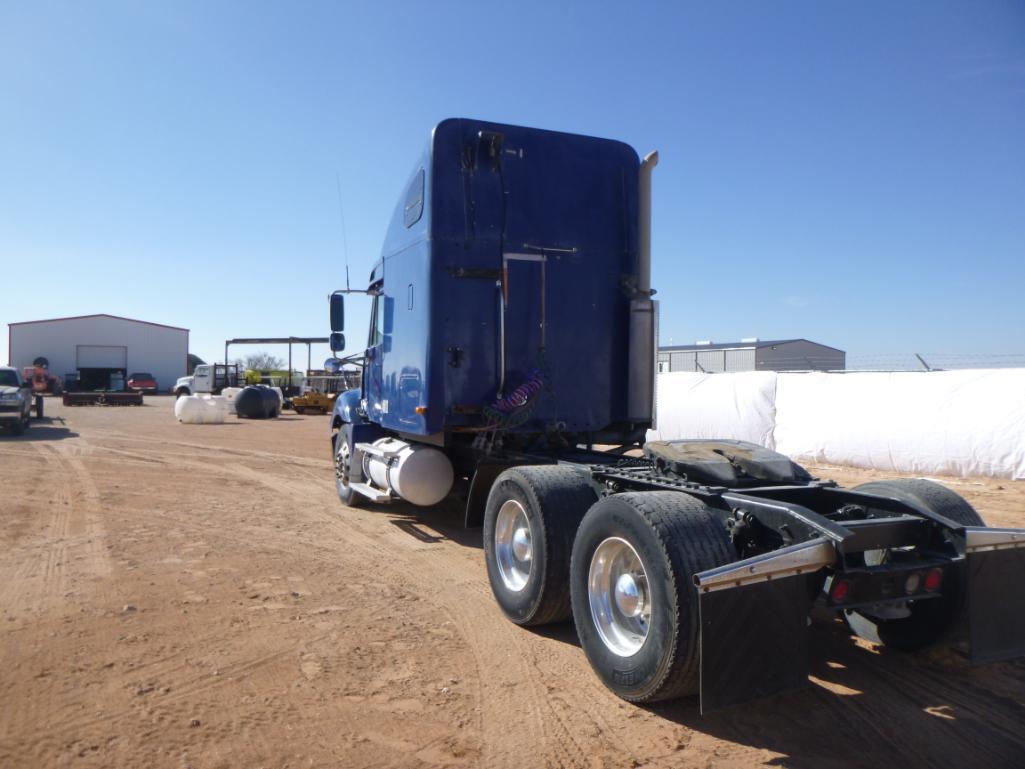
[1,398,1024,769]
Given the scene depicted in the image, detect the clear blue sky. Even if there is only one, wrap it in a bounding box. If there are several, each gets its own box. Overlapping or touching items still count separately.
[2,1,1023,368]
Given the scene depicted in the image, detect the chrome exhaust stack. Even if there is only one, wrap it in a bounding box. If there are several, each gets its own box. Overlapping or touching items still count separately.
[627,151,659,424]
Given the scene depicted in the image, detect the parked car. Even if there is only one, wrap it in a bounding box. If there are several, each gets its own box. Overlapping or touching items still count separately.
[0,367,34,435]
[126,372,158,394]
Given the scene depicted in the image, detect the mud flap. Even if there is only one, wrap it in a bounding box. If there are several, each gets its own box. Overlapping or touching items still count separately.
[463,458,553,527]
[694,538,834,713]
[965,527,1025,664]
[463,461,514,528]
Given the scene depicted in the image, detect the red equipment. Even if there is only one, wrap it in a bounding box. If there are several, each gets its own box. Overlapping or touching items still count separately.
[21,359,63,395]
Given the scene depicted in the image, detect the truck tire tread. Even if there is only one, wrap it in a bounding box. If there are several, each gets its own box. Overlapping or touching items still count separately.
[854,478,984,527]
[571,491,734,702]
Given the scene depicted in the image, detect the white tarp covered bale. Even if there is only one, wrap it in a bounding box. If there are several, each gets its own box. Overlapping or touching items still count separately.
[175,394,227,424]
[774,370,1025,480]
[648,371,777,448]
[650,369,1025,480]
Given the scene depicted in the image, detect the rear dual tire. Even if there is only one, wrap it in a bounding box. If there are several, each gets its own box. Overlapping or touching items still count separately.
[484,474,737,703]
[845,478,984,651]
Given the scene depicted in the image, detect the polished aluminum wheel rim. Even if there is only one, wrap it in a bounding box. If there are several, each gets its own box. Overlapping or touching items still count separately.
[588,537,651,657]
[335,440,351,488]
[495,499,532,592]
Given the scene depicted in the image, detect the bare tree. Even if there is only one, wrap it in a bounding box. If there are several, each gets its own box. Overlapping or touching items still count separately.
[243,351,285,371]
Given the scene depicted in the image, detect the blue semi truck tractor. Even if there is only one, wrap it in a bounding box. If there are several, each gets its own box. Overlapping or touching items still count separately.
[328,118,1025,711]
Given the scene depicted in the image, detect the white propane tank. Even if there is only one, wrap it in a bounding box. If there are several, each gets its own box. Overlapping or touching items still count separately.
[220,387,242,414]
[199,393,230,415]
[175,394,226,424]
[363,437,454,507]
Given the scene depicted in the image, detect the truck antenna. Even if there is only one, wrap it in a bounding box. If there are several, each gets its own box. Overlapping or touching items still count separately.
[335,172,351,291]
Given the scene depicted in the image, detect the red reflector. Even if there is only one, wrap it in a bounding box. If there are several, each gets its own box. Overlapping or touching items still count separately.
[924,568,943,592]
[830,579,851,603]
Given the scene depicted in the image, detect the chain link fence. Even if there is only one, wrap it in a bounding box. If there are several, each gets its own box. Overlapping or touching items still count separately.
[844,352,1025,371]
[660,352,1025,372]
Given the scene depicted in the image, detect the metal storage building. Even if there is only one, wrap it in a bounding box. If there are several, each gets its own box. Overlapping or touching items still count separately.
[658,338,845,373]
[8,314,189,392]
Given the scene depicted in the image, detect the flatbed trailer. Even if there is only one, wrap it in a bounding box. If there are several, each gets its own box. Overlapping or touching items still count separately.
[325,119,1025,711]
[63,391,144,406]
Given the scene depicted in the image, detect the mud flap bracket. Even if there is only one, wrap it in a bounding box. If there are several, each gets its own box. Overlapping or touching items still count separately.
[695,538,834,713]
[965,527,1025,664]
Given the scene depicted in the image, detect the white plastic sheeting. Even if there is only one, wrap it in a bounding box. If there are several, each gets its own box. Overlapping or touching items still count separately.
[650,369,1025,480]
[650,372,777,447]
[175,394,227,424]
[774,370,1025,480]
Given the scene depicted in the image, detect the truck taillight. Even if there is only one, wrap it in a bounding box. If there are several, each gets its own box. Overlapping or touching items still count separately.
[924,568,943,592]
[829,579,851,603]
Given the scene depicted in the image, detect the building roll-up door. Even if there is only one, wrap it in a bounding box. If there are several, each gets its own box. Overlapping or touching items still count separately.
[77,345,128,368]
[697,349,725,373]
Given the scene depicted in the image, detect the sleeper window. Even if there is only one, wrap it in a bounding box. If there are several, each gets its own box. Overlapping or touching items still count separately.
[403,169,425,228]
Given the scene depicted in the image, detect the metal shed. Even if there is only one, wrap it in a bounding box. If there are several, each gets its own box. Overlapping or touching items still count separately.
[8,314,189,392]
[658,338,845,373]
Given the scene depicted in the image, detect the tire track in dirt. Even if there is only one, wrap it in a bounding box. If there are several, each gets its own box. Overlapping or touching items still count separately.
[15,406,1023,769]
[38,441,113,583]
[188,453,742,768]
[5,445,75,615]
[6,434,340,765]
[828,646,1025,766]
[75,437,565,769]
[213,463,544,766]
[95,438,718,768]
[97,429,330,468]
[22,641,315,745]
[38,425,484,766]
[0,447,65,618]
[213,445,1025,769]
[1,439,118,765]
[199,459,603,769]
[6,441,101,611]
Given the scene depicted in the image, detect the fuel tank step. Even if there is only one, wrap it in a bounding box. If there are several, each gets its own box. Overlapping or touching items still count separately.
[348,482,394,503]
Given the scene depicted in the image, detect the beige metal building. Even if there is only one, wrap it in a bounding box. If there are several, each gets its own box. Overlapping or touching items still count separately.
[8,314,189,392]
[658,338,845,373]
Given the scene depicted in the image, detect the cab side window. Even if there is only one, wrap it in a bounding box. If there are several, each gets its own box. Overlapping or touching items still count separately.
[368,295,385,348]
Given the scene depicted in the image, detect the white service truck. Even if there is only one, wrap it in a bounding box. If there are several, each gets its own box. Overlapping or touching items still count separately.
[174,364,244,397]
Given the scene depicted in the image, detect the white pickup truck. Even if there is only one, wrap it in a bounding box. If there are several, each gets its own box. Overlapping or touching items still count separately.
[0,367,36,435]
